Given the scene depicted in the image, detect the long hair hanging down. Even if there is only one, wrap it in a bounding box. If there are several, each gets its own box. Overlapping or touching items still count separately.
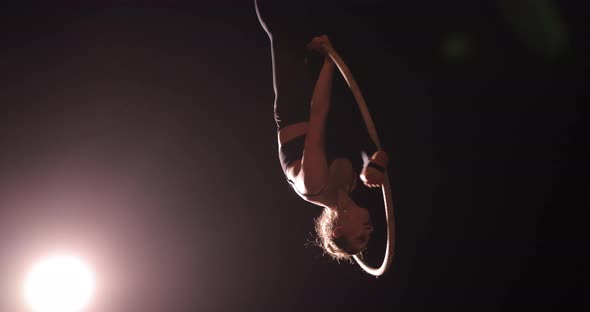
[314,208,356,261]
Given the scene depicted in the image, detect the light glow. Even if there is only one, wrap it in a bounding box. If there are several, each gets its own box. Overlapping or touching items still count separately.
[24,254,95,312]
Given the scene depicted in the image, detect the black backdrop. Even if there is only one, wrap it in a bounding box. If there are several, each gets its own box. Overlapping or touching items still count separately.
[0,1,586,311]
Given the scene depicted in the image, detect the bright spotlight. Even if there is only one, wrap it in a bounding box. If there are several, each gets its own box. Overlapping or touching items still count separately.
[23,254,96,312]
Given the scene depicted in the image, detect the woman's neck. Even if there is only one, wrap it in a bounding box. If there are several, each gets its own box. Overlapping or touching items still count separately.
[335,189,353,212]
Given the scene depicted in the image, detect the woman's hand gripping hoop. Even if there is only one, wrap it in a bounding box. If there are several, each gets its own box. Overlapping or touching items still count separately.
[322,41,396,277]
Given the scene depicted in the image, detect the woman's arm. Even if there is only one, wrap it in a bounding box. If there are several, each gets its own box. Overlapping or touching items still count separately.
[292,36,335,195]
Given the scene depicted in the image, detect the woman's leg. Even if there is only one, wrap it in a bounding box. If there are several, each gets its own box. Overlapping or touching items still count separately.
[255,0,327,130]
[256,0,331,176]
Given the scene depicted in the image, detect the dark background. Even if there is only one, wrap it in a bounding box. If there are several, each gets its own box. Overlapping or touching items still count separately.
[0,1,586,311]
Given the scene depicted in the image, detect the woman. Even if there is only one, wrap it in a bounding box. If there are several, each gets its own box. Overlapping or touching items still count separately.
[255,0,389,261]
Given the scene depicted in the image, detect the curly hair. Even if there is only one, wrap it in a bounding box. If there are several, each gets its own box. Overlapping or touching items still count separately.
[313,208,360,261]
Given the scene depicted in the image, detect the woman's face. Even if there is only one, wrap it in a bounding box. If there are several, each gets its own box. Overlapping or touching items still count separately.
[335,205,374,252]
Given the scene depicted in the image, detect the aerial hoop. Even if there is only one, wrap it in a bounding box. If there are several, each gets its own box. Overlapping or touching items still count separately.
[323,43,396,277]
